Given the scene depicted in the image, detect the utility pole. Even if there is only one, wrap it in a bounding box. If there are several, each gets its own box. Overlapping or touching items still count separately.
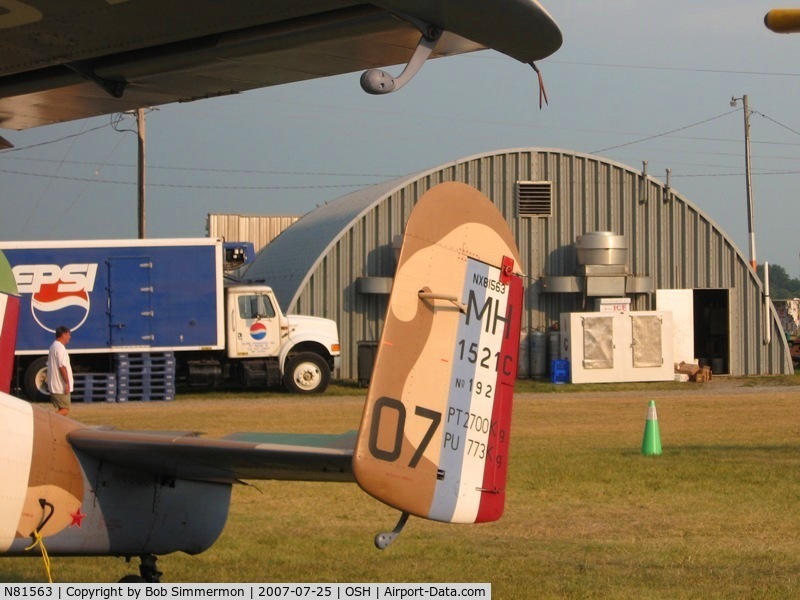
[731,95,756,270]
[136,108,146,239]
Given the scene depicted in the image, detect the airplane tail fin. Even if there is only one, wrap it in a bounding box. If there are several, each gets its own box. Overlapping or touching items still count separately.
[0,251,20,394]
[352,183,524,545]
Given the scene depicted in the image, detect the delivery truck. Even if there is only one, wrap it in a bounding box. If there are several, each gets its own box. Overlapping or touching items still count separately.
[0,238,340,400]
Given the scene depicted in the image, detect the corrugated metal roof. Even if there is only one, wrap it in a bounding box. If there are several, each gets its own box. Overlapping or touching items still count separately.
[243,174,423,311]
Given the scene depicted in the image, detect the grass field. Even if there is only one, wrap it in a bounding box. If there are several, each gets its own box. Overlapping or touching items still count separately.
[2,377,800,598]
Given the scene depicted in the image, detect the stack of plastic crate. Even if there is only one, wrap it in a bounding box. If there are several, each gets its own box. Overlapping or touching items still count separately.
[116,352,176,401]
[72,373,117,403]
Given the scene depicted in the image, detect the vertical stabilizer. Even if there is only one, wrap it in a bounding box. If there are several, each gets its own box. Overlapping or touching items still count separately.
[353,182,524,528]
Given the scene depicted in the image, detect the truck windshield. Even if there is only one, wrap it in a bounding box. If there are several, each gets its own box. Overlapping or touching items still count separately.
[238,294,276,320]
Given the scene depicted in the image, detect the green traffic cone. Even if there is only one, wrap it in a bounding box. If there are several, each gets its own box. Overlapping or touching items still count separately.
[641,400,662,456]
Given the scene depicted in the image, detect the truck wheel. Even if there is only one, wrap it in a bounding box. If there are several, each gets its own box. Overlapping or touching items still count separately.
[23,356,50,402]
[283,353,330,394]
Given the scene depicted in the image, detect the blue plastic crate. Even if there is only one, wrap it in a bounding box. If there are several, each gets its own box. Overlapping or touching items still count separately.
[117,381,175,400]
[550,359,570,384]
[116,352,175,368]
[118,391,175,402]
[114,352,176,401]
[72,373,116,403]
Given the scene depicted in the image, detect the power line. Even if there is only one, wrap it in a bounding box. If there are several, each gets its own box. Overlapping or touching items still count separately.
[0,167,375,190]
[0,156,400,178]
[546,59,800,78]
[2,122,112,152]
[592,110,739,154]
[753,110,800,138]
[674,169,800,178]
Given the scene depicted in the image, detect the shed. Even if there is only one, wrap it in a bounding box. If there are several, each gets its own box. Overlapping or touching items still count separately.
[207,214,299,254]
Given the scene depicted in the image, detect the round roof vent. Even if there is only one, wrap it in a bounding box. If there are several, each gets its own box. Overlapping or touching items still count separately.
[576,231,628,266]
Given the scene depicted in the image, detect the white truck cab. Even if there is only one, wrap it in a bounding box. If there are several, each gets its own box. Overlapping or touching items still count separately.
[225,285,340,393]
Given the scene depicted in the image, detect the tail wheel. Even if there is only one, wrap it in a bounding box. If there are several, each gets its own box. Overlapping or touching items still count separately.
[283,352,330,394]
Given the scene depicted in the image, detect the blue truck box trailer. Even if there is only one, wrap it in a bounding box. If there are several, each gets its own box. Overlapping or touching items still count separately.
[0,238,340,399]
[7,239,222,353]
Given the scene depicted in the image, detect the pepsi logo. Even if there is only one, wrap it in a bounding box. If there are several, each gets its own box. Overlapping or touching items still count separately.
[249,322,267,340]
[13,263,97,333]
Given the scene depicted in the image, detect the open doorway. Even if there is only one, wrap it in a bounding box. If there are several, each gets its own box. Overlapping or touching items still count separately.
[693,289,730,375]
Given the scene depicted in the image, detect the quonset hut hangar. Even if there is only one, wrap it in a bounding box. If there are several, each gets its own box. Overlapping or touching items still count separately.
[242,148,793,381]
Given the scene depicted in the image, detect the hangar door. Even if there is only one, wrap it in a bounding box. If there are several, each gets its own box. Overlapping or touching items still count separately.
[693,289,730,375]
[657,288,730,375]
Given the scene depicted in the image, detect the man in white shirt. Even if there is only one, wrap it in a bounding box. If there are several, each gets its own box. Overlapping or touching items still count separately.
[47,326,72,416]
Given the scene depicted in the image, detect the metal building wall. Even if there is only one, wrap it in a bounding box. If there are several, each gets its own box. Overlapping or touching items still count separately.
[282,148,792,379]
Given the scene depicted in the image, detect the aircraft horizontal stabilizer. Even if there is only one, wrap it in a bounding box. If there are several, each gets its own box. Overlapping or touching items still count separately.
[69,428,356,483]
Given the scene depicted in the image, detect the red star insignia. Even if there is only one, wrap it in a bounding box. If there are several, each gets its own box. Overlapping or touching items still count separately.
[69,508,87,528]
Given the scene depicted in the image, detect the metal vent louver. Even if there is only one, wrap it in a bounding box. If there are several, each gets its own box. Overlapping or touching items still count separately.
[517,181,552,217]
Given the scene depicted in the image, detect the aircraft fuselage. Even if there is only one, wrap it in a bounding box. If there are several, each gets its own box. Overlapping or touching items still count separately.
[0,393,231,558]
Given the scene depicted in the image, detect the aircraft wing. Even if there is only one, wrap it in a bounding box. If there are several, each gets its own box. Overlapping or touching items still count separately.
[0,0,562,130]
[68,427,356,484]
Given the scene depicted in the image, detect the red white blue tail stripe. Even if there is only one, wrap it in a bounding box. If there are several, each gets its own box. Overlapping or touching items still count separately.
[430,257,522,523]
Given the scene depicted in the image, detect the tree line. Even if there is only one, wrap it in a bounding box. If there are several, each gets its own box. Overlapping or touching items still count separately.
[757,264,800,299]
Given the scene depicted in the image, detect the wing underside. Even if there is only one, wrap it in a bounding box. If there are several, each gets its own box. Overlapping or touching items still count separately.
[0,0,562,130]
[68,428,356,484]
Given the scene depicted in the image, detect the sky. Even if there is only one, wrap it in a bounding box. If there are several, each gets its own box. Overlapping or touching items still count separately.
[3,0,800,276]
